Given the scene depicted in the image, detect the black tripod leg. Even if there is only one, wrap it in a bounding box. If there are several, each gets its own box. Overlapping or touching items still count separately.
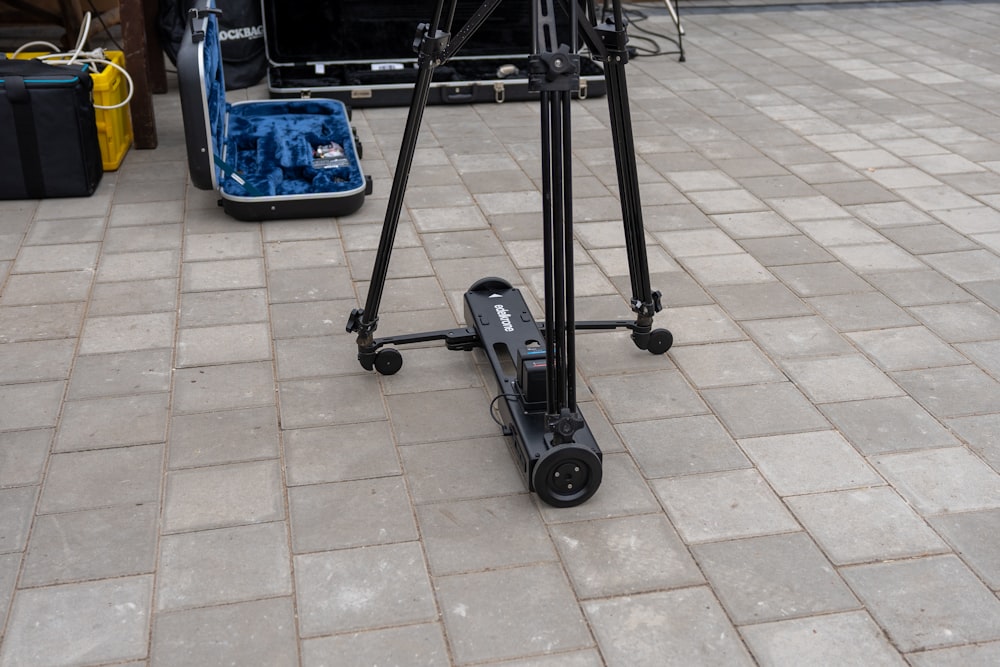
[598,2,671,354]
[346,25,449,370]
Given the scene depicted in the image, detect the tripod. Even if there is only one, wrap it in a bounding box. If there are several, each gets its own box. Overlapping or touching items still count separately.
[346,0,672,507]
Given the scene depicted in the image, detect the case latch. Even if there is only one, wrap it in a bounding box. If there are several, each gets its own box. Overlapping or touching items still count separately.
[579,78,588,100]
[494,82,506,104]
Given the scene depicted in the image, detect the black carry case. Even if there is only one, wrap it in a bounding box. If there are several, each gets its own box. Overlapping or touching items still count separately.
[262,0,607,106]
[0,58,103,200]
[177,0,372,221]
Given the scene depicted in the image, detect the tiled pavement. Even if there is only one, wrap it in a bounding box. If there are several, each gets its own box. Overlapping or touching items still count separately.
[2,1,1000,665]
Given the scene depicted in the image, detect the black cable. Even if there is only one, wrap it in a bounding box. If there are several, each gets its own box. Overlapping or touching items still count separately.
[488,393,522,428]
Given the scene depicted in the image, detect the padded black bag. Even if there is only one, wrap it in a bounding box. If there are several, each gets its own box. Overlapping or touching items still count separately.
[0,58,103,199]
[159,0,266,90]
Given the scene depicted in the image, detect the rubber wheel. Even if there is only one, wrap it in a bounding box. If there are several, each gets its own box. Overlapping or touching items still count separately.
[374,348,403,375]
[469,276,513,293]
[532,444,602,508]
[647,328,673,355]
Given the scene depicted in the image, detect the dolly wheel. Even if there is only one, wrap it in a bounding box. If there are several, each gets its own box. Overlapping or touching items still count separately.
[532,444,602,508]
[647,328,673,355]
[469,276,513,293]
[374,348,403,375]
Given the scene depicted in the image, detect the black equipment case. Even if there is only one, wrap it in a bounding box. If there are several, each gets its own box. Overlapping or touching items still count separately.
[0,58,103,200]
[177,0,372,221]
[261,1,607,106]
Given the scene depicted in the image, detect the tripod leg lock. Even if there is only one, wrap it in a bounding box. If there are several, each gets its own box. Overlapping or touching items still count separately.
[631,290,663,319]
[547,407,586,445]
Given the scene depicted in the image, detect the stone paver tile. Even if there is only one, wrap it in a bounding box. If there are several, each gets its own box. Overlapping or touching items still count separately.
[909,301,1000,343]
[584,588,754,667]
[0,339,75,384]
[740,430,881,495]
[102,223,182,253]
[79,312,176,354]
[933,206,1000,235]
[779,355,903,403]
[21,505,158,586]
[278,375,386,429]
[375,345,484,395]
[671,341,784,389]
[25,217,105,245]
[589,370,707,423]
[652,468,799,543]
[301,623,449,667]
[829,243,926,273]
[88,278,179,317]
[711,211,798,238]
[183,231,262,262]
[847,326,966,371]
[0,576,152,666]
[892,365,1000,418]
[0,303,85,343]
[54,393,169,452]
[796,218,887,247]
[401,436,525,504]
[740,611,906,667]
[163,460,284,533]
[537,453,661,524]
[13,242,100,273]
[295,542,435,637]
[655,229,742,257]
[157,522,292,612]
[847,201,934,228]
[269,298,356,339]
[173,361,276,414]
[958,340,1000,379]
[693,532,858,624]
[650,304,744,346]
[284,421,400,485]
[768,195,849,221]
[179,289,269,327]
[880,224,978,255]
[787,487,949,565]
[266,239,346,271]
[176,322,272,367]
[0,486,37,554]
[0,430,51,487]
[821,396,959,455]
[872,447,1000,515]
[573,331,676,378]
[772,262,871,297]
[928,509,1000,590]
[618,414,749,479]
[0,552,16,629]
[947,413,1000,472]
[386,387,496,445]
[842,555,1000,652]
[67,349,173,399]
[679,253,773,286]
[551,514,703,599]
[274,334,381,380]
[437,563,593,665]
[151,597,298,667]
[39,444,162,514]
[739,235,835,267]
[182,258,266,292]
[866,270,970,306]
[807,292,917,332]
[97,249,180,282]
[168,406,278,469]
[418,494,554,576]
[0,271,92,306]
[906,642,1000,667]
[701,382,829,439]
[708,282,812,321]
[290,476,416,553]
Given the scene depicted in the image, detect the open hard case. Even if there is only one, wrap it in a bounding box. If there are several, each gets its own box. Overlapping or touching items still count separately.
[262,0,607,106]
[177,0,372,221]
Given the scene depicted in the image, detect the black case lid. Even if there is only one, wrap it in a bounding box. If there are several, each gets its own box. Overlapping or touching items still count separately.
[177,0,227,191]
[262,0,536,65]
